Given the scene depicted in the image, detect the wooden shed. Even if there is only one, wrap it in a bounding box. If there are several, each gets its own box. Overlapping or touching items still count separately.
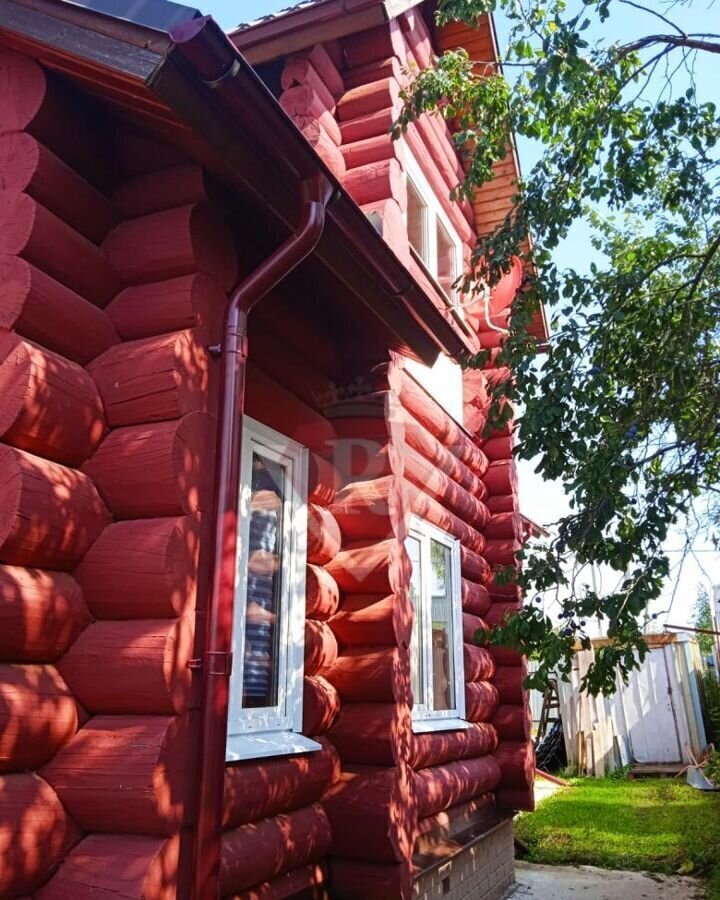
[0,1,545,898]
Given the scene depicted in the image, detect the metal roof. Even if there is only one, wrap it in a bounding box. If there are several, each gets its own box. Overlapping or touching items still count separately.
[236,0,326,31]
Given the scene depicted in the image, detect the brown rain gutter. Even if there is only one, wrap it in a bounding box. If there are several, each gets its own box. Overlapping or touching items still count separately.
[169,20,333,900]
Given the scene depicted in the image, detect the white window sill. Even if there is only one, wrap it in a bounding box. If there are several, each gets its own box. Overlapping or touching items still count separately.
[412,717,470,734]
[226,731,322,763]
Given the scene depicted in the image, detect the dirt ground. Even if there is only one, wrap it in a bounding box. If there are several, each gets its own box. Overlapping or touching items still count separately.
[511,861,702,899]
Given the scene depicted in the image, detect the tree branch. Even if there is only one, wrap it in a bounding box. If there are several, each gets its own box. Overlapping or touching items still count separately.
[616,33,720,58]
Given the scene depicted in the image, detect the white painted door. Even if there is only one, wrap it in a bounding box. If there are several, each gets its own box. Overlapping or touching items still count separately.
[617,647,682,764]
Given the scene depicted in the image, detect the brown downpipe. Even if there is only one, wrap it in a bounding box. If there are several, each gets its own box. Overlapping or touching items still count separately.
[192,174,332,900]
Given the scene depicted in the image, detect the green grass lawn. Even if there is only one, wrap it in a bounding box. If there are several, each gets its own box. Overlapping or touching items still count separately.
[515,777,720,898]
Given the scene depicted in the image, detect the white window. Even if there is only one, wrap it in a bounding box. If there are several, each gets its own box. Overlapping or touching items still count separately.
[406,516,467,732]
[403,150,464,305]
[226,417,321,761]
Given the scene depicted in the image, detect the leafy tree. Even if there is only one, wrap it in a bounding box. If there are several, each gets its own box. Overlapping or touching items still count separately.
[694,587,715,657]
[393,0,720,693]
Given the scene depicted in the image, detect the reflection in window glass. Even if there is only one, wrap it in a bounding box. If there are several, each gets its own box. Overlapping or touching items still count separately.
[242,453,285,709]
[436,220,457,301]
[407,535,424,707]
[407,178,427,261]
[430,539,455,711]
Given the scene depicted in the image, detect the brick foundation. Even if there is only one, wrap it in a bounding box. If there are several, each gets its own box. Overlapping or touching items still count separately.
[413,819,515,900]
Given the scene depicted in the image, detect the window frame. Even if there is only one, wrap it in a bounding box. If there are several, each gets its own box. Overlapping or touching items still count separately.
[402,147,464,307]
[406,515,467,733]
[226,416,321,762]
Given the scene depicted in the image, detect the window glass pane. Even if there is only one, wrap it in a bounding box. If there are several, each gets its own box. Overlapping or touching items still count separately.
[406,535,424,707]
[430,539,455,711]
[242,452,285,709]
[436,220,457,301]
[407,179,427,263]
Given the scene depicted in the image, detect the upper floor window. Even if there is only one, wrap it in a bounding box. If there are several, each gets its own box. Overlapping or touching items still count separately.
[226,417,321,761]
[404,151,463,305]
[406,516,466,732]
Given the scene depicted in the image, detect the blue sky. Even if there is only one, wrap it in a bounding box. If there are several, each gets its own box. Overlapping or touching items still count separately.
[201,0,719,625]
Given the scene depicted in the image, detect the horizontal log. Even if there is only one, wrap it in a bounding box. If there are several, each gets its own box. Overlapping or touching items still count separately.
[409,722,498,770]
[343,158,407,211]
[0,332,106,465]
[0,664,78,772]
[74,516,198,619]
[88,329,208,427]
[113,163,216,218]
[293,117,346,178]
[224,737,339,829]
[279,87,341,144]
[495,783,535,812]
[414,755,502,818]
[323,765,415,863]
[404,446,488,529]
[330,475,397,542]
[305,564,339,620]
[394,370,488,475]
[58,617,193,715]
[489,578,522,600]
[304,619,338,675]
[484,602,520,627]
[463,369,489,436]
[0,565,90,661]
[0,446,110,570]
[0,190,122,306]
[329,859,411,900]
[328,702,410,766]
[460,545,492,585]
[220,804,331,896]
[330,593,410,647]
[228,862,326,900]
[485,512,522,540]
[483,459,518,496]
[326,540,396,594]
[483,435,514,461]
[0,48,115,189]
[464,644,496,683]
[484,539,522,567]
[488,645,524,667]
[281,58,336,113]
[303,43,344,98]
[492,665,527,705]
[343,55,402,90]
[464,681,500,723]
[339,106,396,144]
[0,132,115,242]
[82,412,213,519]
[403,411,488,498]
[302,675,341,736]
[323,646,410,703]
[408,484,486,554]
[0,772,80,897]
[462,579,491,617]
[41,715,191,835]
[337,77,400,122]
[307,504,341,566]
[493,704,532,741]
[495,740,535,788]
[102,202,237,290]
[486,494,518,514]
[462,612,488,644]
[415,795,496,850]
[307,452,339,508]
[115,129,188,176]
[341,132,400,170]
[0,255,118,364]
[34,833,180,900]
[342,22,402,68]
[106,272,226,341]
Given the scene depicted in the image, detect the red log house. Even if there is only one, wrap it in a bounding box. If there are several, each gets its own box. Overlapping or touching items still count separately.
[0,0,548,898]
